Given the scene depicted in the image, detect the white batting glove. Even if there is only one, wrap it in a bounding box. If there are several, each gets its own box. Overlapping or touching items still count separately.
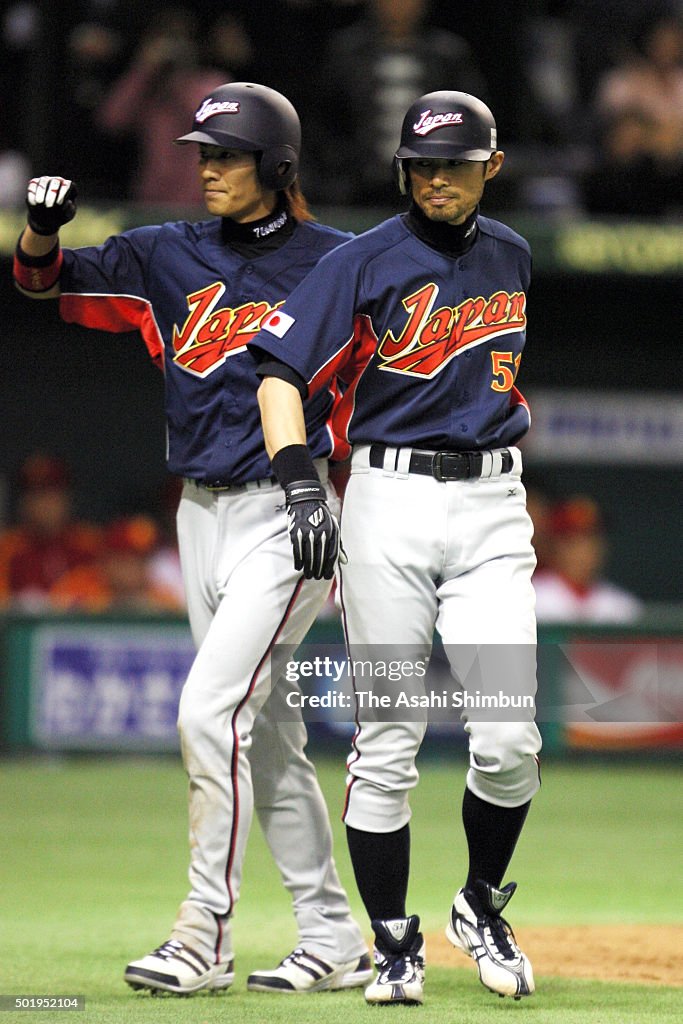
[26,176,77,235]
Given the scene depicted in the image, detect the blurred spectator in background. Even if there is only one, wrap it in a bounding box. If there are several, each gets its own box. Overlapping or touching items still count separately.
[54,15,136,199]
[0,452,101,612]
[147,476,186,610]
[305,0,488,204]
[584,11,683,216]
[1,2,40,188]
[2,1,154,189]
[571,0,676,107]
[524,483,555,574]
[582,106,683,216]
[512,2,590,214]
[1,1,41,154]
[96,6,228,204]
[0,130,31,207]
[533,496,643,623]
[51,514,182,612]
[524,3,582,150]
[593,10,683,131]
[241,0,366,118]
[202,8,257,83]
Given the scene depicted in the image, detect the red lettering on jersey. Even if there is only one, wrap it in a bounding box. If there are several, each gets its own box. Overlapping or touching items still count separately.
[171,282,282,377]
[447,297,487,346]
[195,308,233,347]
[417,306,452,347]
[172,282,223,353]
[482,291,513,325]
[507,292,527,322]
[229,301,272,340]
[378,283,439,358]
[378,287,526,378]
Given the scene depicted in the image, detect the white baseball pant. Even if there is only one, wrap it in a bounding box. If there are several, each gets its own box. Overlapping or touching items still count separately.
[338,446,542,832]
[170,471,366,965]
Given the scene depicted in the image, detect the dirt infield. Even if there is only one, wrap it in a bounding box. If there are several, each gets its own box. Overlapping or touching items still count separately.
[427,925,683,986]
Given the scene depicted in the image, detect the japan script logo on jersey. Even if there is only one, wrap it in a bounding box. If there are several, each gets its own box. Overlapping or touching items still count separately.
[377,283,526,378]
[261,309,295,338]
[171,282,281,377]
[413,109,463,135]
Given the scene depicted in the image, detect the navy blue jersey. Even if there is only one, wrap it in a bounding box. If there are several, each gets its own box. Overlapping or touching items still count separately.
[58,217,352,482]
[255,214,532,452]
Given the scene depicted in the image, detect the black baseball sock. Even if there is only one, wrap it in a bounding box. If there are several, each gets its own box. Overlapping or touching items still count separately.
[462,787,531,890]
[346,824,410,921]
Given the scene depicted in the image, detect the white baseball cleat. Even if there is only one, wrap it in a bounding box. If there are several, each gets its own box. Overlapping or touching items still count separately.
[124,938,234,995]
[364,916,425,1006]
[446,880,534,999]
[247,948,373,992]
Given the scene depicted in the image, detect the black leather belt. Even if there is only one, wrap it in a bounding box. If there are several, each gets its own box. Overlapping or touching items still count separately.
[368,445,513,481]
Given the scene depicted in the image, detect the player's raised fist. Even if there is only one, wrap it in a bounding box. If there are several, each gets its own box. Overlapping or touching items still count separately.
[26,176,77,235]
[285,479,342,580]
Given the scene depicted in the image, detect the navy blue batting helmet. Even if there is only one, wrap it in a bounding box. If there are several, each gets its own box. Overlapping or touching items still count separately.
[394,91,498,194]
[175,82,301,190]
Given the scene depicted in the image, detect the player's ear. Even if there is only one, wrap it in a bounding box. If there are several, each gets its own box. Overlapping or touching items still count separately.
[484,151,505,181]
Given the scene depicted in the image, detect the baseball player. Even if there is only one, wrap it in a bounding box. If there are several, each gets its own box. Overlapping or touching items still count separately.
[254,91,541,1006]
[13,82,371,996]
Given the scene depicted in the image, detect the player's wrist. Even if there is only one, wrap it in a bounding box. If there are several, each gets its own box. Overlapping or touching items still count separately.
[271,444,320,491]
[19,226,59,257]
[13,235,62,292]
[15,233,59,264]
[284,479,327,506]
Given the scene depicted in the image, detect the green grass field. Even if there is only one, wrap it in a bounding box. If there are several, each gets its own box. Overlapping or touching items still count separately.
[2,754,681,1023]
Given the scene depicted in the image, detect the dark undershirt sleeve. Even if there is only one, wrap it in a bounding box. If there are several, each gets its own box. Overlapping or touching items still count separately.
[254,355,308,399]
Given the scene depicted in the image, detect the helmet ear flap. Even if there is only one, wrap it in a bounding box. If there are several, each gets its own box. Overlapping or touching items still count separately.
[394,156,409,196]
[258,145,298,190]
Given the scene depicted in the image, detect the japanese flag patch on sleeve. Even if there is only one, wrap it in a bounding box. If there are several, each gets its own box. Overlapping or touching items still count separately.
[262,309,295,338]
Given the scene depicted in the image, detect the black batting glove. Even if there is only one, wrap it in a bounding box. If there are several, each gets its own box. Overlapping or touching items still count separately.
[26,176,77,235]
[285,479,341,580]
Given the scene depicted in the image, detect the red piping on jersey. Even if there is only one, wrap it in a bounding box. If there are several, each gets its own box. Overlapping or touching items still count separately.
[510,384,531,425]
[326,378,350,462]
[331,314,380,452]
[306,325,358,397]
[223,576,306,915]
[59,292,165,369]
